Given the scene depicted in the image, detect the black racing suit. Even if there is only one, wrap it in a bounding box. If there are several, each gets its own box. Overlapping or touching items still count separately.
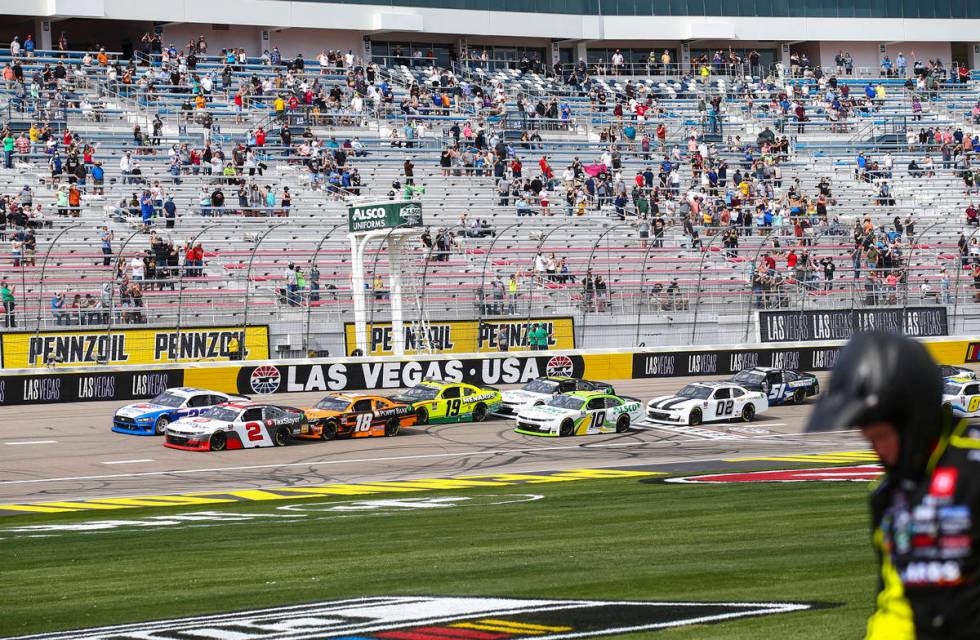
[866,419,980,639]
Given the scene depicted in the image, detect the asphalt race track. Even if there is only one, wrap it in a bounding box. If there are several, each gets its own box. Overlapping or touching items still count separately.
[0,373,876,506]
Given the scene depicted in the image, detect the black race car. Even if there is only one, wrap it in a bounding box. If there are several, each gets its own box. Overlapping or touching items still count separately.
[729,367,819,405]
[497,376,615,416]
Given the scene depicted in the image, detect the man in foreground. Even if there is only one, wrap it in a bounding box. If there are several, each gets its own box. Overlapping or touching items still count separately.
[807,333,978,639]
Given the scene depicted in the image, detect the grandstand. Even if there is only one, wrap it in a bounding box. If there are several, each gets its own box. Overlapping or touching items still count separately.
[0,2,978,361]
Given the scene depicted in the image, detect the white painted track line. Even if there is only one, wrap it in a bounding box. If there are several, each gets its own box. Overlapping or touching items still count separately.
[4,440,58,446]
[102,459,155,465]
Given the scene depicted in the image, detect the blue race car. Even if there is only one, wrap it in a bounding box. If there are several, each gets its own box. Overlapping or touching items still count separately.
[112,387,247,435]
[728,367,819,405]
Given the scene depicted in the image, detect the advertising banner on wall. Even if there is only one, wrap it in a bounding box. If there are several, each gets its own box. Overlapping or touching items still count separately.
[1,326,270,369]
[343,318,576,356]
[632,345,843,378]
[0,368,183,406]
[758,307,948,343]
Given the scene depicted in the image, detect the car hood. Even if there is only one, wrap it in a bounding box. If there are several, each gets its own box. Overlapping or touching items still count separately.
[647,395,699,410]
[518,405,579,421]
[168,417,230,435]
[116,403,168,418]
[502,390,549,404]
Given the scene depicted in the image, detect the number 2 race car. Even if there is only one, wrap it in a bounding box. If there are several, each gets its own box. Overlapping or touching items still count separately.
[497,376,615,416]
[112,387,246,435]
[728,367,819,405]
[515,391,643,437]
[387,379,502,424]
[299,393,417,440]
[163,401,307,451]
[647,382,768,426]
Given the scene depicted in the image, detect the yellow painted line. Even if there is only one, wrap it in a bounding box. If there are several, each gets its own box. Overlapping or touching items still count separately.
[475,620,574,632]
[724,451,878,463]
[0,504,82,513]
[358,479,516,490]
[273,485,399,496]
[450,624,544,634]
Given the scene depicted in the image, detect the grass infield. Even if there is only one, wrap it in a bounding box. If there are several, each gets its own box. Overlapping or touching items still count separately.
[0,476,875,638]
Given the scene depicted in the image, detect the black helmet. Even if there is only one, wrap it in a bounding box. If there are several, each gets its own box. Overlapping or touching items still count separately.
[807,332,945,483]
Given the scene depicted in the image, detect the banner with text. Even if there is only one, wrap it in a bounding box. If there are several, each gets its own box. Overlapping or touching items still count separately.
[1,326,270,368]
[343,318,575,356]
[758,307,948,343]
[632,345,843,378]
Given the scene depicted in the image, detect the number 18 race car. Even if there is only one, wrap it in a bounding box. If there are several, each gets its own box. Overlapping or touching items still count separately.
[164,401,307,451]
[299,393,417,440]
[387,380,502,424]
[497,376,615,416]
[728,367,819,405]
[647,382,768,426]
[515,391,643,437]
[112,387,246,435]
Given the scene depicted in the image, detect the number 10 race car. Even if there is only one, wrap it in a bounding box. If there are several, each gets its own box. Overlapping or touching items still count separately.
[164,401,307,451]
[515,391,643,437]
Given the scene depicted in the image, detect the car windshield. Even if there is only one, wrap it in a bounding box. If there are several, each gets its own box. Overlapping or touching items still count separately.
[732,370,765,384]
[149,392,186,408]
[522,379,560,394]
[944,383,965,396]
[401,386,439,400]
[315,397,350,411]
[200,407,240,422]
[546,395,584,410]
[677,385,713,400]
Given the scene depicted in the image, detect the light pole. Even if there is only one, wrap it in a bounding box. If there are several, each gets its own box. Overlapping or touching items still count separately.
[33,222,83,335]
[303,224,342,354]
[741,232,780,342]
[174,223,219,362]
[689,230,725,343]
[241,223,287,348]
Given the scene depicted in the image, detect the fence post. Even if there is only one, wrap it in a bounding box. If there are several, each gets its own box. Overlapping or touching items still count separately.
[175,223,219,362]
[33,222,83,337]
[303,224,341,354]
[241,224,286,353]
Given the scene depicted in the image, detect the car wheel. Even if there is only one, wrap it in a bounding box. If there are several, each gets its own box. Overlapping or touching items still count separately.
[319,420,338,441]
[274,426,289,447]
[616,415,630,433]
[210,431,227,451]
[155,416,169,435]
[415,408,429,425]
[559,419,575,437]
[384,418,400,437]
[472,403,488,422]
[792,389,806,405]
[741,404,756,422]
[689,409,703,426]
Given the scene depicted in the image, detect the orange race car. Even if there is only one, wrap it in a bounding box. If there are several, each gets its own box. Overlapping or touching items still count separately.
[299,393,417,440]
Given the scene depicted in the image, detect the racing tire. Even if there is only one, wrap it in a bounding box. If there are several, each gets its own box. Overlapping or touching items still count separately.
[154,416,170,435]
[209,431,227,452]
[415,408,429,426]
[274,426,290,447]
[688,409,703,426]
[472,403,488,423]
[384,418,400,437]
[615,415,630,433]
[559,419,575,437]
[792,389,806,405]
[741,404,756,422]
[319,420,338,441]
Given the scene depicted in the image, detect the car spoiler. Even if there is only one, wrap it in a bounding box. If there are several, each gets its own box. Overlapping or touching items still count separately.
[621,395,643,404]
[481,385,500,392]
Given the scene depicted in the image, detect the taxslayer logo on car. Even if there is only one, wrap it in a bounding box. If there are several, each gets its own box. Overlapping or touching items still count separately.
[3,596,825,640]
[665,465,884,484]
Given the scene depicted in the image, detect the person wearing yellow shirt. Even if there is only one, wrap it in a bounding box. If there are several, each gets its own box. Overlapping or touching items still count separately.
[227,335,241,360]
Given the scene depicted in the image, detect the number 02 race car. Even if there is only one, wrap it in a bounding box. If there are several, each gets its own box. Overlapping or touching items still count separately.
[164,401,307,451]
[728,367,819,405]
[515,391,643,437]
[387,380,502,424]
[497,376,615,416]
[299,393,417,439]
[647,382,768,426]
[112,387,246,435]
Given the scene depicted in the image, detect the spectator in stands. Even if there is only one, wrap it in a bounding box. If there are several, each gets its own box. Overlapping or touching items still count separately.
[1,281,15,327]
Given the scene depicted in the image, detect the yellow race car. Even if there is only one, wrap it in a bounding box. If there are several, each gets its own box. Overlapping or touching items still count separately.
[387,379,502,424]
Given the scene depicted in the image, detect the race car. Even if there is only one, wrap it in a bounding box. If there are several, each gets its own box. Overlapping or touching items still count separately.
[647,382,768,426]
[728,367,819,405]
[112,387,246,435]
[163,401,307,451]
[497,376,615,416]
[515,390,643,437]
[299,393,417,440]
[940,365,977,380]
[387,379,502,424]
[942,376,980,417]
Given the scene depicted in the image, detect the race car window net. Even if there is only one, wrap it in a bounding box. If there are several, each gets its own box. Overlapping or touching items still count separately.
[944,383,964,395]
[732,370,765,384]
[353,399,373,411]
[548,396,585,410]
[523,379,560,393]
[201,407,240,422]
[402,386,438,400]
[150,392,186,408]
[243,408,263,421]
[315,397,350,411]
[714,388,731,400]
[441,387,461,399]
[677,385,713,400]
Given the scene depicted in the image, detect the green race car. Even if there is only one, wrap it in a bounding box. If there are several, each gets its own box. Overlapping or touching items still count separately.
[388,380,503,425]
[514,390,644,437]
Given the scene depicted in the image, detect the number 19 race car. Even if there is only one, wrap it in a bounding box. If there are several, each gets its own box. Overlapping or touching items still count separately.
[387,379,502,424]
[112,387,246,435]
[299,393,417,440]
[728,367,819,405]
[497,376,615,416]
[515,391,643,437]
[163,401,307,451]
[647,382,768,426]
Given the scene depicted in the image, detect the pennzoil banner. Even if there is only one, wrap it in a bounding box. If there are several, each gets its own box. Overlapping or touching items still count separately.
[1,326,270,368]
[343,318,575,356]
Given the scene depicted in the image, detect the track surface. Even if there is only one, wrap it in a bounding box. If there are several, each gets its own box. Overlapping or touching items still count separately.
[0,373,872,505]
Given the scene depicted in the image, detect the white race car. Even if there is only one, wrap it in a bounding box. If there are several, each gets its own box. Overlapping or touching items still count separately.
[646,382,768,426]
[497,376,614,416]
[164,401,308,451]
[515,390,643,437]
[942,377,980,418]
[940,365,977,381]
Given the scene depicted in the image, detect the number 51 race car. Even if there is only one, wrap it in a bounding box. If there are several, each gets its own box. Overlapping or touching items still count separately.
[387,379,502,424]
[164,401,307,451]
[112,387,246,435]
[515,391,643,437]
[299,393,417,440]
[647,382,768,426]
[728,367,819,405]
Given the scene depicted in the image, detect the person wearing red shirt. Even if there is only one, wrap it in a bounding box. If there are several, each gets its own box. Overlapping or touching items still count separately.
[787,249,798,269]
[287,95,299,110]
[255,128,266,146]
[656,123,667,150]
[511,158,522,178]
[538,156,553,179]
